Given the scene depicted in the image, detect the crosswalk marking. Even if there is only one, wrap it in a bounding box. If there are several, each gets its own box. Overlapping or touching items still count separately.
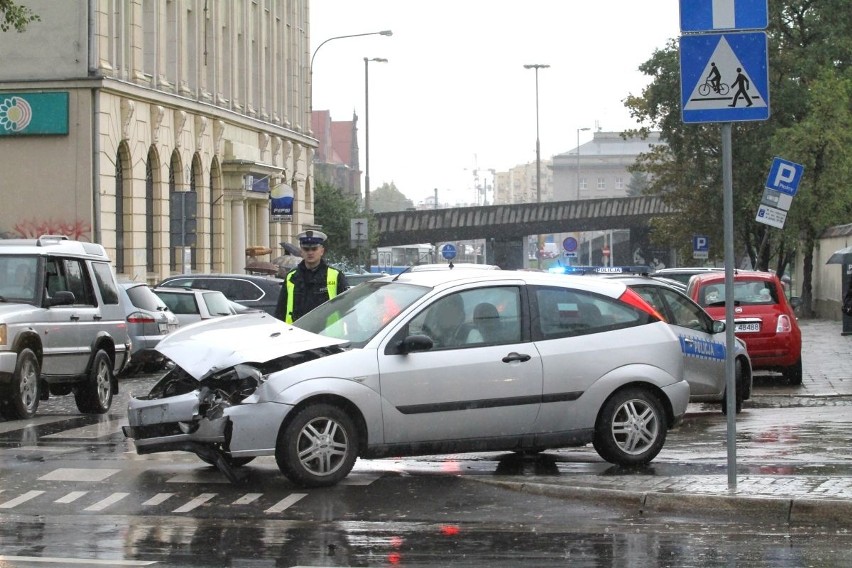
[0,490,44,509]
[85,492,129,511]
[39,468,120,482]
[0,415,69,434]
[142,493,174,506]
[55,491,88,504]
[265,493,306,513]
[42,419,125,439]
[173,493,216,513]
[233,493,263,505]
[0,556,156,566]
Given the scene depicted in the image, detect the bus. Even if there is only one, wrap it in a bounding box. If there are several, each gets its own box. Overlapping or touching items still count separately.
[373,244,434,274]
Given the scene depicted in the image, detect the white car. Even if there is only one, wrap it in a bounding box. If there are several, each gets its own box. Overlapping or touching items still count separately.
[124,270,689,487]
[152,287,239,327]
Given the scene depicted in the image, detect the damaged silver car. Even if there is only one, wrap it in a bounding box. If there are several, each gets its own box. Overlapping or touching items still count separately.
[125,270,689,488]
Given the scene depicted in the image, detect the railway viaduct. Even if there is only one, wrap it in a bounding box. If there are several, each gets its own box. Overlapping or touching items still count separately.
[373,195,677,269]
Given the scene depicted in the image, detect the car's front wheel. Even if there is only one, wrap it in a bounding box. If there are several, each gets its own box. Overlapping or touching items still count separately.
[593,387,666,466]
[74,350,114,414]
[276,403,358,487]
[0,348,41,419]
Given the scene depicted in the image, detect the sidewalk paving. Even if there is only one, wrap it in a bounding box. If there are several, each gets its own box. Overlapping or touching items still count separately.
[472,318,852,525]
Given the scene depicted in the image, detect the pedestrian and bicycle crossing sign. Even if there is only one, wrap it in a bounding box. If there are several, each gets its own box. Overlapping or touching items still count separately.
[680,32,769,123]
[679,0,769,124]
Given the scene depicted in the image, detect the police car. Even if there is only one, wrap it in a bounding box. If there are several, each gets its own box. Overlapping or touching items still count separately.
[551,264,752,413]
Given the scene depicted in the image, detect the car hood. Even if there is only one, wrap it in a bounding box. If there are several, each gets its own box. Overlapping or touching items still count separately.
[154,312,348,380]
[0,302,40,319]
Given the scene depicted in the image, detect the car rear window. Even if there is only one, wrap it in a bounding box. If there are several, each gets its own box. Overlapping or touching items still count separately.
[126,285,168,311]
[698,280,779,307]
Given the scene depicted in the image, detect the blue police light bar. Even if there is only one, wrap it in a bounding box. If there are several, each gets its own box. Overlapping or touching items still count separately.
[549,265,652,276]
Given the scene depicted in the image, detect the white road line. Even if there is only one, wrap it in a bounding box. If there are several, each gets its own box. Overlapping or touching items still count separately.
[0,556,156,565]
[0,490,44,509]
[39,468,120,482]
[142,493,174,506]
[265,493,306,513]
[84,492,129,512]
[42,419,124,439]
[173,493,216,513]
[232,493,262,505]
[0,416,69,434]
[55,491,88,504]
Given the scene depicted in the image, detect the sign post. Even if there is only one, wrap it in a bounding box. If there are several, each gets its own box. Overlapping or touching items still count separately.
[679,0,769,490]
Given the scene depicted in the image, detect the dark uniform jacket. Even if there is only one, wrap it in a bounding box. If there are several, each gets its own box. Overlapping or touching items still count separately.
[274,260,348,322]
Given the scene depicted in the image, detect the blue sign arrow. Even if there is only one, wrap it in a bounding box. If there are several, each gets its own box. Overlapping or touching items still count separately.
[680,0,768,32]
[680,31,769,123]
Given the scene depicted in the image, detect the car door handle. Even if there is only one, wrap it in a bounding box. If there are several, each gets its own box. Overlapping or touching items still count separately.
[502,352,531,363]
[70,314,80,321]
[93,314,102,321]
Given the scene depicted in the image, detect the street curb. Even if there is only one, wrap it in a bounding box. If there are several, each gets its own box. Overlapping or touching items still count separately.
[469,478,852,527]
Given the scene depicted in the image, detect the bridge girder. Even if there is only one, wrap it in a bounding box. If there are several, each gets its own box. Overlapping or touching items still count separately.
[374,195,675,247]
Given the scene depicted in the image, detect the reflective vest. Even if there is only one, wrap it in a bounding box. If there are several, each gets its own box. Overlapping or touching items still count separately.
[284,267,340,323]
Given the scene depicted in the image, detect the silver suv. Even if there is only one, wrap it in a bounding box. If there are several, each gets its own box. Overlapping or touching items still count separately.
[0,235,131,419]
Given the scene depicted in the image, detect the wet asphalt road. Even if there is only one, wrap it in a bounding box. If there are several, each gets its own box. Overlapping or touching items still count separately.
[3,370,852,566]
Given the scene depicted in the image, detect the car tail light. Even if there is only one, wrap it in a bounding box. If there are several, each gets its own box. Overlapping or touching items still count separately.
[619,287,664,321]
[777,314,793,333]
[127,311,156,324]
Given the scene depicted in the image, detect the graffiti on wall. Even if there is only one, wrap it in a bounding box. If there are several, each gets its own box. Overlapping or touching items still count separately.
[1,218,91,241]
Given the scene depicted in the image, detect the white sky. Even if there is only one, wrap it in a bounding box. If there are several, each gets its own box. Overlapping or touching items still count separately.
[310,1,681,205]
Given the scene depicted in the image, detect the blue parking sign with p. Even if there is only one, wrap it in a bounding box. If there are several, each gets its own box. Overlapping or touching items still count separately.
[765,157,804,196]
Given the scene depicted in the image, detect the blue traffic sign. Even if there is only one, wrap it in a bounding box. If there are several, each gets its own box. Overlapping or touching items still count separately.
[441,243,457,260]
[765,157,804,196]
[562,236,578,253]
[693,235,710,253]
[680,0,768,32]
[680,31,769,123]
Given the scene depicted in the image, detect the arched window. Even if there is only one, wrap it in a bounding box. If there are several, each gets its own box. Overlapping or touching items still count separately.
[145,148,157,273]
[168,151,181,272]
[114,143,131,274]
[115,153,125,272]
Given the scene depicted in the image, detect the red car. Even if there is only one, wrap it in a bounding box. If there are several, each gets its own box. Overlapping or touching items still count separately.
[687,270,802,384]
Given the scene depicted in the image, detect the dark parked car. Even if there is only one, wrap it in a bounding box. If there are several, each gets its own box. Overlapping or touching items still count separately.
[157,274,282,316]
[119,282,180,374]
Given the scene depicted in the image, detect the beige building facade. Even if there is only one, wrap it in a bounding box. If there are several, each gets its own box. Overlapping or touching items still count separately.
[0,0,315,282]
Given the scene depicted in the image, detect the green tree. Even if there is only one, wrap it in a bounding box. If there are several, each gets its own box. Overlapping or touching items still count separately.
[624,0,852,315]
[1,0,39,32]
[314,178,373,267]
[369,181,413,213]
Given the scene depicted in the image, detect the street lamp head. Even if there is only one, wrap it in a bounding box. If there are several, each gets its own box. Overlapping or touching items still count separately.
[523,64,551,70]
[366,57,389,63]
[379,30,393,36]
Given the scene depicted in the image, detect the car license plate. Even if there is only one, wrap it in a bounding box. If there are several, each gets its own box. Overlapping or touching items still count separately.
[735,322,761,333]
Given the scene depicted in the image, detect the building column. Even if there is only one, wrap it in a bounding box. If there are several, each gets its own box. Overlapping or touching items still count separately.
[230,196,246,273]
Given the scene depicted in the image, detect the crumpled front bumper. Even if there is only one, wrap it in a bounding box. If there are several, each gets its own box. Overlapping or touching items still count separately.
[122,391,228,452]
[122,390,290,456]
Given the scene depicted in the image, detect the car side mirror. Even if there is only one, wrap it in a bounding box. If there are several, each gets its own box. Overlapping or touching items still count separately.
[48,290,76,307]
[395,334,434,354]
[712,319,726,334]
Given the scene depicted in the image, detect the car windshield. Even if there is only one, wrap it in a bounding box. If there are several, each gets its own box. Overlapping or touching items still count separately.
[699,280,779,307]
[0,255,39,304]
[295,281,430,347]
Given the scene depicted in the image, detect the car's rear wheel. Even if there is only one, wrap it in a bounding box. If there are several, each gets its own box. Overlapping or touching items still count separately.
[593,387,666,466]
[74,350,114,414]
[783,358,803,385]
[0,348,40,419]
[721,359,745,415]
[276,403,358,487]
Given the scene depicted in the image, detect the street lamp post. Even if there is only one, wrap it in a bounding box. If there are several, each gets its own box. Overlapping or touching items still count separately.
[523,64,549,203]
[364,57,388,216]
[576,127,590,200]
[310,30,392,72]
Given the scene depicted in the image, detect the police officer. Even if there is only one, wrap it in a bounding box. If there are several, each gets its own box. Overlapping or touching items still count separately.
[274,230,348,323]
